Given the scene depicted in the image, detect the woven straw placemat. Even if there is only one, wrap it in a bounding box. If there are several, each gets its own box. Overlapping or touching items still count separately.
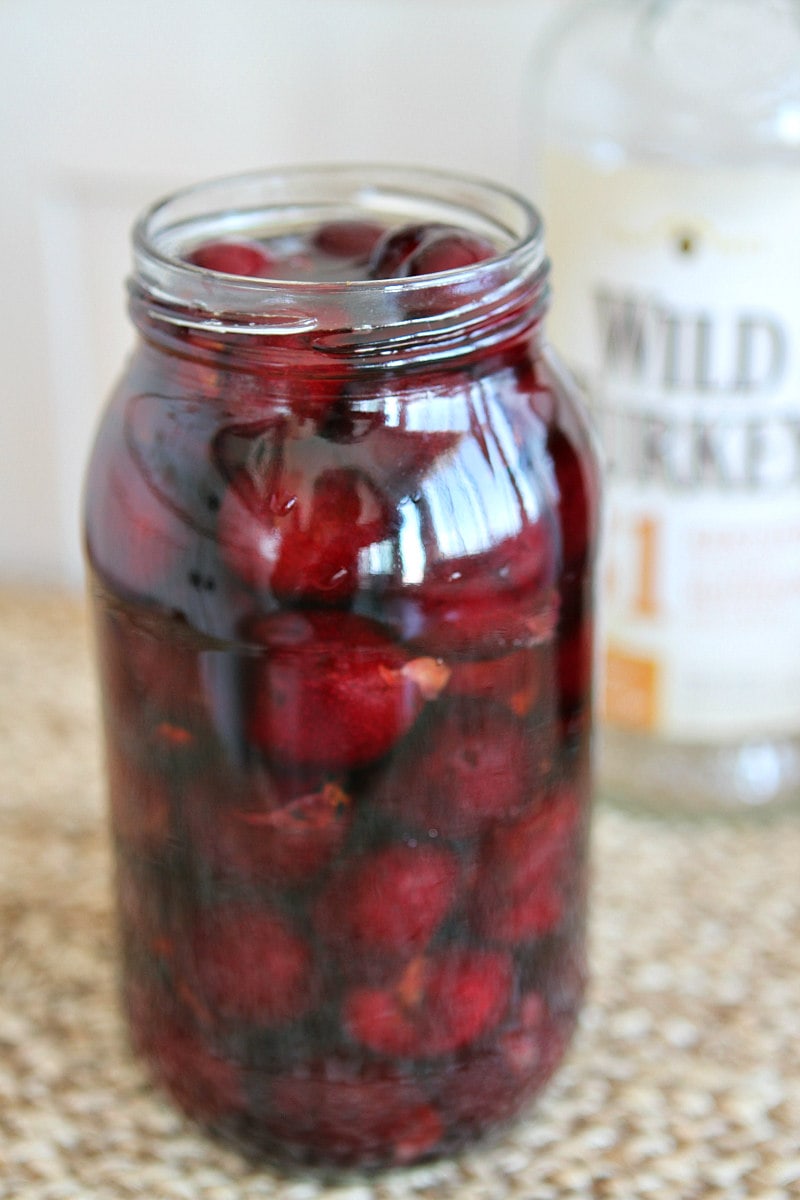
[0,590,798,1200]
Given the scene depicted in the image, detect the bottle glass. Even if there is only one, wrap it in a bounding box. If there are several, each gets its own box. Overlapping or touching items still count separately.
[533,0,800,815]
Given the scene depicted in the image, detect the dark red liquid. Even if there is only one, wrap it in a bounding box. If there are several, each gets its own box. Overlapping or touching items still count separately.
[86,217,597,1170]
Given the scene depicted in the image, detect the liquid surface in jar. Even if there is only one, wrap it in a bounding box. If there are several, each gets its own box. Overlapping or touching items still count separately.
[183,218,497,282]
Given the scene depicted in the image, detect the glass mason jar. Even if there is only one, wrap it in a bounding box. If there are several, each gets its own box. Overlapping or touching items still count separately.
[83,166,600,1170]
[531,0,800,816]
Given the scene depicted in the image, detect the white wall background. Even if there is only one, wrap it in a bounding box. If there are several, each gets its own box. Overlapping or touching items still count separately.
[0,0,558,588]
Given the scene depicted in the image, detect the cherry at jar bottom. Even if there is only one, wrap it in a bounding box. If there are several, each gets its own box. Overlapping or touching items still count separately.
[84,166,600,1170]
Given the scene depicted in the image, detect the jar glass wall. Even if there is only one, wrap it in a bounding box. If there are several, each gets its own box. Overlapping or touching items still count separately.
[84,166,600,1169]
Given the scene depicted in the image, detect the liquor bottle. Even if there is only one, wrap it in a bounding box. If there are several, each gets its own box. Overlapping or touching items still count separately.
[532,0,800,814]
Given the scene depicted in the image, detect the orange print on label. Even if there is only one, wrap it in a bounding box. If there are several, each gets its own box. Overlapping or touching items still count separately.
[603,645,660,731]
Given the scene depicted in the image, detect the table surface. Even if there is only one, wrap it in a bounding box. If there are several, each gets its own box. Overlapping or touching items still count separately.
[1,590,798,1200]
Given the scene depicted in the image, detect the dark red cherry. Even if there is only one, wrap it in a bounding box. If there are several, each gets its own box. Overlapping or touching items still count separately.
[186,771,353,887]
[185,903,314,1026]
[368,221,494,282]
[312,219,387,261]
[344,949,513,1058]
[469,789,582,944]
[404,230,495,276]
[422,521,555,605]
[374,701,545,839]
[435,993,550,1131]
[396,520,558,658]
[406,584,558,660]
[244,611,447,769]
[368,223,437,279]
[269,467,392,602]
[217,456,392,603]
[186,239,275,277]
[314,843,460,962]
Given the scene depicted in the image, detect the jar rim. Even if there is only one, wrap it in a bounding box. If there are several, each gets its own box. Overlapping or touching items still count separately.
[131,164,547,337]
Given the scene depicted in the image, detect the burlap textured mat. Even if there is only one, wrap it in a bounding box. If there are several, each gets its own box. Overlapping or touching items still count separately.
[0,590,798,1200]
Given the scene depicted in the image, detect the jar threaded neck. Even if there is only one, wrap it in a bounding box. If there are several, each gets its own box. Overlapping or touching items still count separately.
[130,165,549,354]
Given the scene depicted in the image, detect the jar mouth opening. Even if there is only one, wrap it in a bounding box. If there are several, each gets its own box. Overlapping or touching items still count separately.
[132,164,546,336]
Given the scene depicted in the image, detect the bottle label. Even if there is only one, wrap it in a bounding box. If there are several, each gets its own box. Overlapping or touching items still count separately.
[545,150,800,740]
